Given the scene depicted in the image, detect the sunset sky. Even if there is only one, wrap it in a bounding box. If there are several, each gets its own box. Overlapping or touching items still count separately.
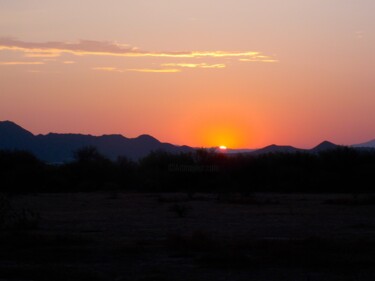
[1,0,374,148]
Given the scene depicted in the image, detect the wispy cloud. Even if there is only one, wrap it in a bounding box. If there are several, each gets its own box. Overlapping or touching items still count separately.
[95,63,226,74]
[62,61,76,64]
[92,67,181,74]
[0,61,44,65]
[126,68,181,73]
[0,38,276,62]
[162,63,226,69]
[92,67,123,72]
[24,52,61,58]
[239,58,279,63]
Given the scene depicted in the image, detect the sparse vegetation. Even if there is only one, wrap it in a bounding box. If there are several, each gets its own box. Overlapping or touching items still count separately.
[1,147,375,193]
[158,193,190,203]
[168,204,191,218]
[0,194,40,230]
[217,193,280,205]
[166,231,216,253]
[11,207,40,230]
[0,192,374,280]
[0,193,11,228]
[1,147,375,280]
[325,195,375,206]
[165,231,375,270]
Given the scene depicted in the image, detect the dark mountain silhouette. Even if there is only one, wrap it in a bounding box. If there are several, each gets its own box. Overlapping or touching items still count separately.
[353,139,375,148]
[1,120,374,162]
[251,144,303,155]
[311,141,339,153]
[0,120,35,148]
[0,121,193,162]
[246,141,344,156]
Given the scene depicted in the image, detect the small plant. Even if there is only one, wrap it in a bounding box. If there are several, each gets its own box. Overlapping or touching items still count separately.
[0,194,40,230]
[217,193,279,205]
[324,195,375,206]
[158,194,189,203]
[168,204,191,218]
[166,231,215,253]
[107,191,119,200]
[105,182,121,199]
[0,194,12,228]
[11,208,41,230]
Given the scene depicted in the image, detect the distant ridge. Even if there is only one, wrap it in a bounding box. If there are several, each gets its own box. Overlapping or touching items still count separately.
[353,139,375,148]
[311,141,339,153]
[251,144,302,155]
[1,120,374,162]
[0,121,193,162]
[240,141,345,156]
[0,120,35,148]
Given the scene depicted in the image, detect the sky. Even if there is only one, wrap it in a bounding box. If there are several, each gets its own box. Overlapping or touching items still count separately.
[0,0,374,148]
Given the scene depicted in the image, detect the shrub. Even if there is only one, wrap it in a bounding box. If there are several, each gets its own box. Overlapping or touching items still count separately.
[0,194,40,230]
[168,204,191,218]
[0,194,12,228]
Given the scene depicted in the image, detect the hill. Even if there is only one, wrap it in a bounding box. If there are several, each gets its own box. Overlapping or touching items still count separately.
[0,121,193,162]
[251,144,303,155]
[353,139,375,148]
[311,141,339,153]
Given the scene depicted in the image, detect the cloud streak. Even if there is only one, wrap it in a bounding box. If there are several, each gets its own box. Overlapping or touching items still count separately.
[162,63,226,69]
[92,67,181,74]
[126,68,181,73]
[0,61,44,65]
[92,67,123,72]
[0,38,276,62]
[239,58,279,63]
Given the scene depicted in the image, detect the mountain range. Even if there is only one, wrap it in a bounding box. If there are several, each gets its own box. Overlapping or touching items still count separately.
[250,140,350,155]
[0,121,193,162]
[1,120,374,163]
[353,139,375,148]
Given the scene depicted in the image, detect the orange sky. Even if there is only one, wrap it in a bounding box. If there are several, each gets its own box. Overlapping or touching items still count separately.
[1,1,375,148]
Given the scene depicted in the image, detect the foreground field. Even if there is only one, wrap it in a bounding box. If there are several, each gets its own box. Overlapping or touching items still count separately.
[1,192,375,281]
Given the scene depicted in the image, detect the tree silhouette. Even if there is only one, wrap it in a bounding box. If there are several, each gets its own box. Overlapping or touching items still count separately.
[73,146,107,163]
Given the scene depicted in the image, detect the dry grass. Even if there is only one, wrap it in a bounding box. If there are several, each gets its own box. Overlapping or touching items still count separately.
[165,232,375,270]
[217,193,280,205]
[324,195,375,206]
[1,192,375,281]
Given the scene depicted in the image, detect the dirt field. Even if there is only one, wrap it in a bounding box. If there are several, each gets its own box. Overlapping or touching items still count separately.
[1,192,375,281]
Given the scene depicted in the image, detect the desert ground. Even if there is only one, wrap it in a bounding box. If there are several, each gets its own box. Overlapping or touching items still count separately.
[1,192,375,281]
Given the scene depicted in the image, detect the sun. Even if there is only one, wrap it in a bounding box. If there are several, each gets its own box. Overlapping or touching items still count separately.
[219,145,227,150]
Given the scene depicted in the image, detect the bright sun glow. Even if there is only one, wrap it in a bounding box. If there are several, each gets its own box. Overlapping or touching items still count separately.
[195,121,248,149]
